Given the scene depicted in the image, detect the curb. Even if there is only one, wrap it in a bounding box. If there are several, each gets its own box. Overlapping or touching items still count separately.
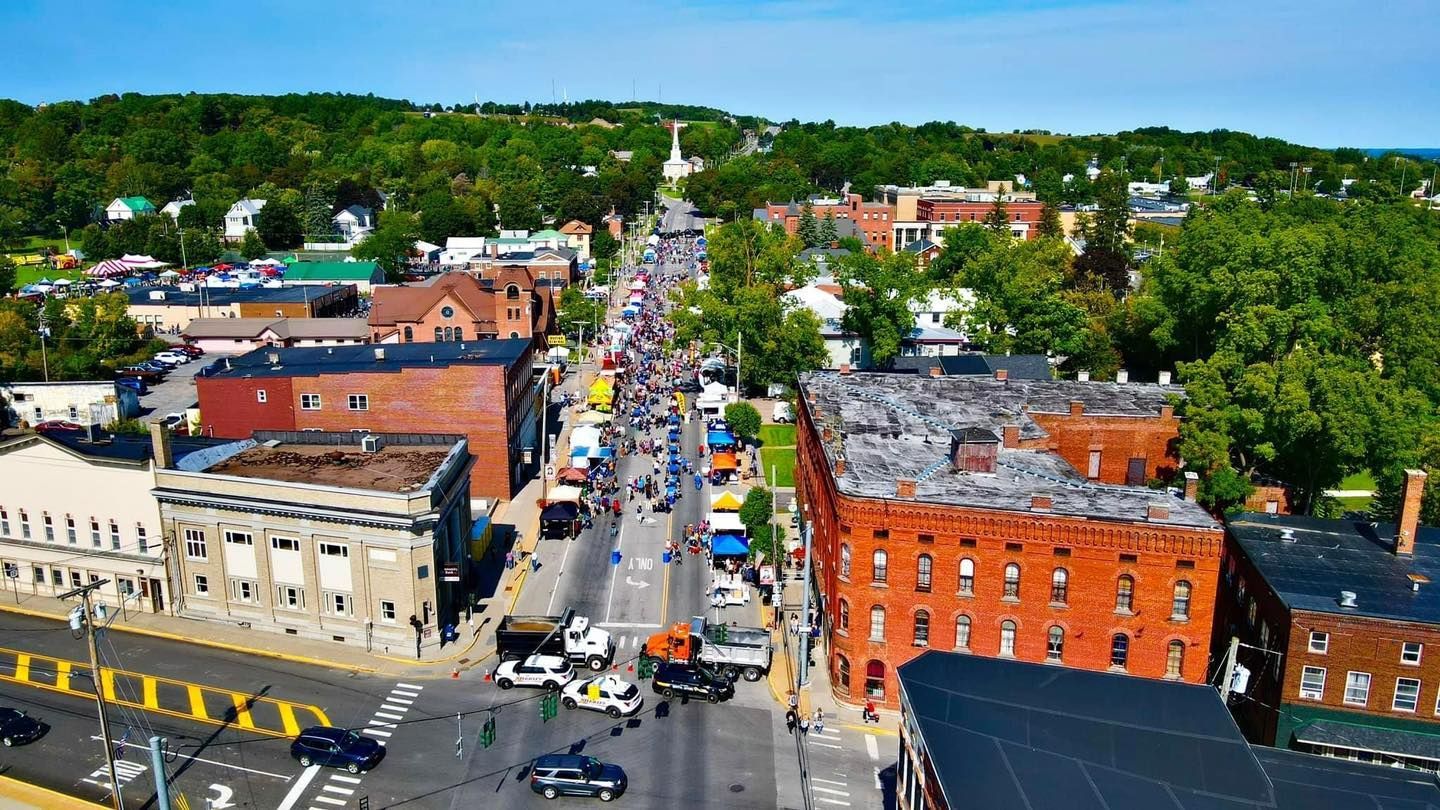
[0,774,105,809]
[0,602,380,673]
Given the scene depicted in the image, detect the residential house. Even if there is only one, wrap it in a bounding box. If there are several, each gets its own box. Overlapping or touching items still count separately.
[784,284,867,370]
[439,237,488,268]
[105,197,157,222]
[902,238,942,268]
[331,205,374,243]
[152,427,476,652]
[1,381,139,427]
[160,199,194,222]
[224,199,267,241]
[559,220,593,260]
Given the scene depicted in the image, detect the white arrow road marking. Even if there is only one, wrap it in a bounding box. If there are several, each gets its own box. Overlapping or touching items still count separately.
[207,784,237,809]
[624,576,651,589]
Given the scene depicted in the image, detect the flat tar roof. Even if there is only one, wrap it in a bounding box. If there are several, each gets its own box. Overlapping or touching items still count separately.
[125,285,355,307]
[205,339,530,380]
[799,371,1215,528]
[203,441,457,493]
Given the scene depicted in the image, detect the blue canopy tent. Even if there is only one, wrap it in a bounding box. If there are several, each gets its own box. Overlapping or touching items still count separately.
[711,534,749,557]
[707,431,737,450]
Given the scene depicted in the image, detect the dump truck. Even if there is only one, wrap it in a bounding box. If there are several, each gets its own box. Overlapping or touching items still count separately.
[496,608,616,671]
[641,616,772,682]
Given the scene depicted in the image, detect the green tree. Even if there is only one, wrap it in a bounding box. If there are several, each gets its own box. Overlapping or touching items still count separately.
[818,212,838,247]
[0,206,26,251]
[496,182,542,231]
[926,223,991,283]
[239,229,268,260]
[796,201,820,248]
[256,199,302,250]
[836,250,924,367]
[418,190,474,245]
[1168,177,1189,197]
[724,401,762,444]
[352,211,420,282]
[982,194,1010,233]
[948,233,1089,356]
[738,486,774,534]
[0,255,15,296]
[591,229,619,260]
[301,182,335,235]
[555,286,605,342]
[1037,203,1063,238]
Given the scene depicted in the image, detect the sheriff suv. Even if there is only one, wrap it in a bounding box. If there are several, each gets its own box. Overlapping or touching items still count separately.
[652,662,734,703]
[493,654,574,691]
[561,675,644,718]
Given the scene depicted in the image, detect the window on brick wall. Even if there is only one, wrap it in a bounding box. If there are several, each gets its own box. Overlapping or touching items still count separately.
[1403,642,1423,665]
[954,616,971,650]
[916,555,932,592]
[837,655,850,688]
[1003,563,1020,600]
[1050,568,1068,604]
[301,394,321,410]
[872,550,887,584]
[958,558,975,594]
[348,394,369,411]
[1046,626,1064,661]
[999,620,1017,657]
[869,606,885,641]
[1299,666,1326,700]
[1116,575,1134,613]
[838,599,849,631]
[913,611,930,647]
[1172,581,1192,619]
[1394,678,1421,712]
[1165,640,1185,679]
[865,660,885,699]
[1110,634,1130,669]
[840,544,851,578]
[1344,671,1371,706]
[1309,631,1329,654]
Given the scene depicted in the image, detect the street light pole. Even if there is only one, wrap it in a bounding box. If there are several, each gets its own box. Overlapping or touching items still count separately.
[62,579,124,810]
[797,522,814,687]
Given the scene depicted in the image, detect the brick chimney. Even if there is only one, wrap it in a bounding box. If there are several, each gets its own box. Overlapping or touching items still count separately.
[1031,494,1052,512]
[928,366,942,378]
[1397,468,1428,556]
[994,369,1009,382]
[1158,370,1173,386]
[1002,424,1020,448]
[839,363,851,376]
[1068,400,1084,417]
[835,457,846,477]
[896,479,917,499]
[1077,371,1091,382]
[1147,503,1170,521]
[1160,404,1174,419]
[149,421,174,470]
[1183,471,1199,502]
[1116,369,1129,384]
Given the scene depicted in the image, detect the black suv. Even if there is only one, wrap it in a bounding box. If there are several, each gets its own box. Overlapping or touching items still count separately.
[530,754,627,802]
[652,662,734,703]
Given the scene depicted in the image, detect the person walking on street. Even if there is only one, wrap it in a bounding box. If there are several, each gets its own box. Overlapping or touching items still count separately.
[813,709,825,734]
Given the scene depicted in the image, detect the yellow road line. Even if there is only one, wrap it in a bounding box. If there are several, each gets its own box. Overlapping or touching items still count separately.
[230,693,256,729]
[187,685,208,720]
[278,703,301,736]
[14,653,29,682]
[100,669,116,702]
[142,677,158,709]
[54,660,72,692]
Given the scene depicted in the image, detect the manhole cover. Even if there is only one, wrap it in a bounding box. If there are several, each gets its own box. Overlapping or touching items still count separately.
[729,784,745,793]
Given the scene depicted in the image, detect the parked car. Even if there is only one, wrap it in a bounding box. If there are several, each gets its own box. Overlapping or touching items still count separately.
[493,654,574,691]
[529,754,627,802]
[0,707,45,747]
[289,726,384,773]
[651,662,734,703]
[161,413,188,433]
[772,402,794,424]
[34,420,84,435]
[172,344,205,357]
[560,675,643,718]
[114,377,146,394]
[153,352,190,365]
[118,366,163,381]
[144,359,176,371]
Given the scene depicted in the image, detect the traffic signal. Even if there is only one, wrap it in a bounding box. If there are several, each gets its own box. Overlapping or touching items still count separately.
[714,624,729,643]
[540,692,558,722]
[479,716,497,748]
[637,657,654,680]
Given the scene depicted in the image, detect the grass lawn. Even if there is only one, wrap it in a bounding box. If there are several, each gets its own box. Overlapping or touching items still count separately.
[1336,496,1373,514]
[1339,471,1377,491]
[758,424,796,448]
[761,447,796,488]
[16,265,85,287]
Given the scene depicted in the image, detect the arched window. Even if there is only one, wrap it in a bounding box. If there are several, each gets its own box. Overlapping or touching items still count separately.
[865,660,886,698]
[872,549,888,583]
[1003,563,1020,599]
[916,555,933,592]
[840,544,851,578]
[913,611,930,647]
[1111,633,1130,669]
[1050,568,1069,604]
[454,327,463,342]
[954,615,971,650]
[506,284,520,299]
[1165,640,1185,678]
[999,620,1017,656]
[838,599,850,631]
[1047,626,1065,661]
[443,327,453,341]
[958,558,975,594]
[1115,575,1134,613]
[434,327,443,342]
[1172,581,1192,619]
[403,326,413,343]
[836,655,851,688]
[869,606,886,641]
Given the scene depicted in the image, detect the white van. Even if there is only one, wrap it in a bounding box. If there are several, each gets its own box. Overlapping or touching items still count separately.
[772,401,794,424]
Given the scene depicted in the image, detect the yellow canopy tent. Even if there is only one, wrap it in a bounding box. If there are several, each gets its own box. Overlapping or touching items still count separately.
[709,490,744,511]
[587,378,614,408]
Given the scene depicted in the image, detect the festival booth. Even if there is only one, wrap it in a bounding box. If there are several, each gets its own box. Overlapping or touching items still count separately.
[540,501,582,539]
[586,378,614,412]
[709,452,738,484]
[708,510,746,535]
[709,490,744,512]
[555,467,590,485]
[706,430,738,454]
[711,533,750,559]
[576,411,611,426]
[86,259,132,278]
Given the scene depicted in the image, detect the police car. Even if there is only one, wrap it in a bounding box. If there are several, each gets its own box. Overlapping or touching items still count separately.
[560,675,644,718]
[493,654,575,691]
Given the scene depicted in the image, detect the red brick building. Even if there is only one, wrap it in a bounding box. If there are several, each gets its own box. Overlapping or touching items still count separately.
[795,370,1222,708]
[1218,471,1440,771]
[758,194,895,250]
[195,340,535,501]
[368,271,553,348]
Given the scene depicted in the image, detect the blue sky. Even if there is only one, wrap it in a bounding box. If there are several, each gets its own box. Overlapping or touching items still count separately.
[1,0,1436,147]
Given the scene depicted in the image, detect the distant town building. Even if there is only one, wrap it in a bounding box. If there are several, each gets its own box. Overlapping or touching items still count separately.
[796,371,1220,707]
[160,198,195,221]
[105,196,157,222]
[283,261,385,294]
[125,285,358,333]
[1,381,139,427]
[559,220,593,260]
[180,317,372,354]
[662,120,698,185]
[224,198,267,241]
[368,271,552,348]
[756,194,894,250]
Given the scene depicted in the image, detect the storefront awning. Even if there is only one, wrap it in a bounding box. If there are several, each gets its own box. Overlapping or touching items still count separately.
[1294,719,1440,763]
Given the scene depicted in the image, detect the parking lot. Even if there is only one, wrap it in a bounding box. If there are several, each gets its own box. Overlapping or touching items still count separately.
[134,347,206,421]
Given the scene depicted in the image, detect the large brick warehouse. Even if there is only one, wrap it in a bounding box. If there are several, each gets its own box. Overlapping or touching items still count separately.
[195,341,535,502]
[794,370,1223,708]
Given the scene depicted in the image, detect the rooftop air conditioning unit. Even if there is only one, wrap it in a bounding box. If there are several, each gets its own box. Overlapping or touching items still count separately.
[361,435,382,453]
[374,347,386,361]
[1279,528,1296,543]
[1338,590,1358,608]
[267,352,280,366]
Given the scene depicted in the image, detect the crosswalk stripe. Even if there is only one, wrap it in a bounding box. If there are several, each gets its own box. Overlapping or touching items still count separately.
[322,785,353,795]
[812,778,847,786]
[814,786,851,796]
[374,711,404,720]
[391,690,419,699]
[386,697,413,705]
[330,775,362,784]
[379,704,408,713]
[395,682,424,690]
[361,728,392,738]
[367,720,397,729]
[313,797,347,807]
[865,734,879,761]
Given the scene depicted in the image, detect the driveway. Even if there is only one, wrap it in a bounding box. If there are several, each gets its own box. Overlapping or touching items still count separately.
[135,355,205,420]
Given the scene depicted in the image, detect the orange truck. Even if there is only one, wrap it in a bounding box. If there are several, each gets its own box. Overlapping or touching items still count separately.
[641,616,772,682]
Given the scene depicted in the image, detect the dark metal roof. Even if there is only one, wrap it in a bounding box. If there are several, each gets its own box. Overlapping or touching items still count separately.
[897,651,1440,809]
[949,427,998,444]
[897,651,1277,809]
[125,285,355,307]
[205,340,530,381]
[45,432,227,465]
[936,353,1052,379]
[1229,513,1440,624]
[1292,719,1440,763]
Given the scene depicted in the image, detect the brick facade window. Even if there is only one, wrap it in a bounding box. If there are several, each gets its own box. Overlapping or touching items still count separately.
[1165,640,1185,678]
[838,599,849,631]
[1050,568,1069,605]
[916,555,933,592]
[840,544,851,578]
[1300,666,1326,700]
[837,655,850,688]
[954,616,971,650]
[999,620,1017,656]
[1047,626,1064,661]
[1171,580,1192,620]
[869,606,886,641]
[913,611,930,647]
[1003,563,1020,600]
[1344,671,1371,706]
[865,660,885,698]
[1110,634,1130,669]
[1394,678,1421,712]
[872,550,888,584]
[1403,642,1424,665]
[1308,631,1329,653]
[958,558,975,594]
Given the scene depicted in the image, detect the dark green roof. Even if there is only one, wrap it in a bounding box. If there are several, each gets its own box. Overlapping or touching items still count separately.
[284,261,382,281]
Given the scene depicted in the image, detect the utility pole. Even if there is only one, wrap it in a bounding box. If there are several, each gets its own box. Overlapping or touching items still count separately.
[63,579,124,810]
[148,736,172,810]
[797,523,814,687]
[1219,635,1240,703]
[38,311,50,382]
[734,329,742,399]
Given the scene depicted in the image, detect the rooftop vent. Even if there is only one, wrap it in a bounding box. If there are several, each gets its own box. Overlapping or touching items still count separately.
[374,347,386,361]
[1158,370,1173,386]
[1279,528,1296,543]
[361,434,382,453]
[1116,369,1129,384]
[1077,371,1091,382]
[267,352,280,365]
[1338,590,1357,608]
